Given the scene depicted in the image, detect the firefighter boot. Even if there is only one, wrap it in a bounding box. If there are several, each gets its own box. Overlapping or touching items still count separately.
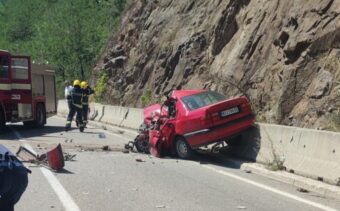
[65,122,71,132]
[79,123,84,132]
[83,121,88,128]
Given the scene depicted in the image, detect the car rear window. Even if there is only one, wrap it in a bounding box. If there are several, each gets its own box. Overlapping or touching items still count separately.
[181,91,226,110]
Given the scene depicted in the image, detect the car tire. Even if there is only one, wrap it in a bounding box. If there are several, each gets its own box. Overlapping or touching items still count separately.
[135,134,150,153]
[175,136,192,159]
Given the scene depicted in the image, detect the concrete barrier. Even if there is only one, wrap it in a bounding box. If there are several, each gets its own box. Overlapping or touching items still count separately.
[57,100,69,117]
[237,123,340,185]
[99,105,130,127]
[56,100,340,185]
[88,103,105,122]
[120,108,144,129]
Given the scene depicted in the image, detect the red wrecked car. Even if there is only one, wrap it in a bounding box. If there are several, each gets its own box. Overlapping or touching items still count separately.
[129,90,255,159]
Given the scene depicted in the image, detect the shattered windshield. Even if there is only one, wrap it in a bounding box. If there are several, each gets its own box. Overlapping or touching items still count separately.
[181,91,226,110]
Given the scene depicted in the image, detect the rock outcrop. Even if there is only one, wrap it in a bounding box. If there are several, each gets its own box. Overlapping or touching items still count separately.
[92,0,340,129]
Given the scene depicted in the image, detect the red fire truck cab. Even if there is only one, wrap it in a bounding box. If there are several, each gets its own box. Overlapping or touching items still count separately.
[0,50,57,130]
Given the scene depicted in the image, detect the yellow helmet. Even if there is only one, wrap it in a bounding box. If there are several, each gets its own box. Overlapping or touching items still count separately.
[73,80,81,86]
[80,81,88,89]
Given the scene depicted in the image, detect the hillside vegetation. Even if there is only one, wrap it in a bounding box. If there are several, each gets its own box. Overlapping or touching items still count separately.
[0,0,126,97]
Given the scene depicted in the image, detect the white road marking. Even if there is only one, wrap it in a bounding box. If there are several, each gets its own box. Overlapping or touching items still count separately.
[10,127,82,211]
[40,167,81,211]
[202,165,338,211]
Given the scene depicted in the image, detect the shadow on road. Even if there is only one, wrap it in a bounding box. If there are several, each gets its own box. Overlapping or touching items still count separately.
[57,168,75,174]
[0,125,66,140]
[164,125,262,170]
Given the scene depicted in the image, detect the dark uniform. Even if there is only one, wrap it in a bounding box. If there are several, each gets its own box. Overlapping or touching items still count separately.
[82,86,95,127]
[65,85,84,132]
[0,145,30,211]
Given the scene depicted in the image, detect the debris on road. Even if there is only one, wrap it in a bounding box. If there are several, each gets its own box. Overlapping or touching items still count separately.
[102,145,110,151]
[64,153,76,161]
[16,144,65,171]
[135,158,145,162]
[297,188,309,193]
[244,169,252,174]
[237,206,247,209]
[99,133,106,139]
[124,141,135,152]
[65,138,73,143]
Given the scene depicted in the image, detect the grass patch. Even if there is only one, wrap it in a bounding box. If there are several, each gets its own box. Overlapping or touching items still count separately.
[140,89,152,107]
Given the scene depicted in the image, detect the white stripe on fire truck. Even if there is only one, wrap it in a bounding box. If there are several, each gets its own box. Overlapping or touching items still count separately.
[0,84,31,90]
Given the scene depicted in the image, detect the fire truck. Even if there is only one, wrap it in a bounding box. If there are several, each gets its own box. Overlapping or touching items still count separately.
[0,50,57,130]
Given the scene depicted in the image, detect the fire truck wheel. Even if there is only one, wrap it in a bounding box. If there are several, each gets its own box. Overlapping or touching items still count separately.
[35,104,46,128]
[0,110,5,130]
[175,136,192,159]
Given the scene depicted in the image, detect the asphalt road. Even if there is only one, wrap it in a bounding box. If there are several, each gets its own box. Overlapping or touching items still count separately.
[1,116,340,211]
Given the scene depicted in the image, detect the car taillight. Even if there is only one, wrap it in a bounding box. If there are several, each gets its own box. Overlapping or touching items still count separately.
[240,102,251,112]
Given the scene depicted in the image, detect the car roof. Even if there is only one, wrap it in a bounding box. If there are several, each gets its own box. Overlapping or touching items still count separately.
[171,90,207,98]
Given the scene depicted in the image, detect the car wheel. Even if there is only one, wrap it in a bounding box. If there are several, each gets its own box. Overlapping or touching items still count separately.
[135,134,150,153]
[175,137,192,159]
[35,104,46,128]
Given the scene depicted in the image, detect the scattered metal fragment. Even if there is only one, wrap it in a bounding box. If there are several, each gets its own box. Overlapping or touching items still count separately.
[102,145,110,151]
[135,158,145,162]
[64,153,76,161]
[297,188,309,193]
[16,144,65,171]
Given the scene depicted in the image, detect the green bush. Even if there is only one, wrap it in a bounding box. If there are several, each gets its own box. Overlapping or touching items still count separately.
[141,89,152,106]
[94,72,109,103]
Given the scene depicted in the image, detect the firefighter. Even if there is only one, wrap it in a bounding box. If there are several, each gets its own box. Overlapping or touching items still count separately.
[0,144,30,211]
[65,80,84,132]
[80,81,95,128]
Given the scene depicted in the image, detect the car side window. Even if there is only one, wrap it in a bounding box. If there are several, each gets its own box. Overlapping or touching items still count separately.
[0,56,9,79]
[168,101,176,118]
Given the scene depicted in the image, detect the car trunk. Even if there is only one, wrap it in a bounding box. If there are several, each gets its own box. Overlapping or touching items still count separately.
[204,96,252,128]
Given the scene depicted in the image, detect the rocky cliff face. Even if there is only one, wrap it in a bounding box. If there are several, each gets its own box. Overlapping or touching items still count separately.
[93,0,340,130]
